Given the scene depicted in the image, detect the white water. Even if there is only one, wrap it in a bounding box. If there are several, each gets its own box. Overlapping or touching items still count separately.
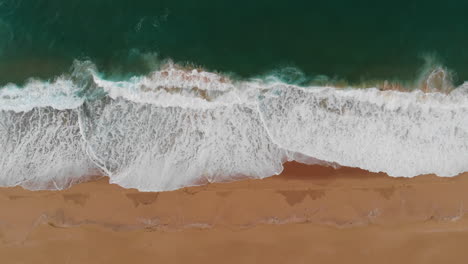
[1,63,467,191]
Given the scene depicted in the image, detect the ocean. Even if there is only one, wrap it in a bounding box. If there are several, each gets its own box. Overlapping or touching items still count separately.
[0,0,467,191]
[2,0,468,84]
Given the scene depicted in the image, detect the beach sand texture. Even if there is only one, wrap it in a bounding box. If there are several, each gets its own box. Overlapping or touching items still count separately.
[1,162,468,263]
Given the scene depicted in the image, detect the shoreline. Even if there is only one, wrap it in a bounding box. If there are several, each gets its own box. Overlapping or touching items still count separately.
[2,162,468,263]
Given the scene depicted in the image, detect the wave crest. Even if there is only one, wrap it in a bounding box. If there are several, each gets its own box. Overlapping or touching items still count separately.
[1,61,467,191]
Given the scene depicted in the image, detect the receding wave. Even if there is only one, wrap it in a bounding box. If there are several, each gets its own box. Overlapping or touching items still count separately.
[1,61,467,191]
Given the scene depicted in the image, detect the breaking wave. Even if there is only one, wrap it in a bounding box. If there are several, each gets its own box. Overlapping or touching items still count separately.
[1,61,468,191]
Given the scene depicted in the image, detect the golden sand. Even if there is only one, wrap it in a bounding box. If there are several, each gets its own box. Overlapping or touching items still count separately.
[1,162,468,263]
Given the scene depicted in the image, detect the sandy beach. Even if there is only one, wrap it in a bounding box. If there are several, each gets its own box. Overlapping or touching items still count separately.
[1,162,468,263]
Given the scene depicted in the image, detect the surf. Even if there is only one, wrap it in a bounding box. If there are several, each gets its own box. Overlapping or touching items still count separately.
[1,61,467,191]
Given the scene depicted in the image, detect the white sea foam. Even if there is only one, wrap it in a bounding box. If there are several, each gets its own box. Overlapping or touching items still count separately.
[259,85,468,177]
[0,63,467,191]
[0,78,83,112]
[0,108,94,189]
[80,98,287,191]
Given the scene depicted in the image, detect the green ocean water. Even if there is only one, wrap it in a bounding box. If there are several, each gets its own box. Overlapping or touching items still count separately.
[1,0,468,85]
[1,0,468,191]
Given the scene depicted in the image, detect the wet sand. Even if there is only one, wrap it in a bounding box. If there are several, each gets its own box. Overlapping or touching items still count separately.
[1,162,468,263]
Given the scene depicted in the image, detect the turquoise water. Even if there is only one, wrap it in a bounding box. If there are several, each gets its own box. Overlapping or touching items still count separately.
[1,0,468,84]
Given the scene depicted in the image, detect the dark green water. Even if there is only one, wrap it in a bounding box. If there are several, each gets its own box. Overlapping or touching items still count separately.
[1,0,468,85]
